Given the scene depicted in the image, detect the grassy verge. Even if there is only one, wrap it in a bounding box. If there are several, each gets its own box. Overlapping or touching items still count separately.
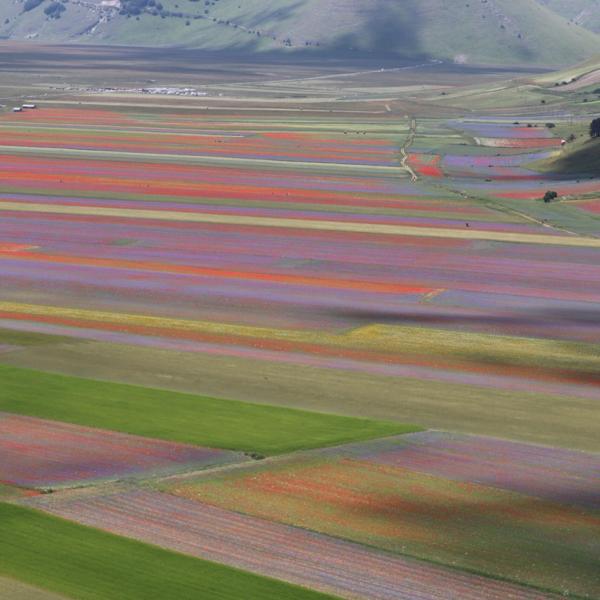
[0,364,420,455]
[0,328,78,347]
[0,503,336,600]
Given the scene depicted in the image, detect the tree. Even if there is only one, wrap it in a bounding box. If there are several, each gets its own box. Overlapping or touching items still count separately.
[44,2,65,18]
[591,118,600,139]
[543,190,558,203]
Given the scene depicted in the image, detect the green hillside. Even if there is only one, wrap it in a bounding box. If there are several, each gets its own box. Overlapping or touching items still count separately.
[534,55,600,89]
[533,137,600,176]
[1,0,599,66]
[537,0,600,33]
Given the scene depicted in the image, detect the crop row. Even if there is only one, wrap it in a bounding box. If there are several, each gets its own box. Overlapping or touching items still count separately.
[25,489,558,600]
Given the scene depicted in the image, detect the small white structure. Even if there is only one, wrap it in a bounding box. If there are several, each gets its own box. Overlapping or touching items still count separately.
[12,107,22,113]
[560,139,567,146]
[22,103,37,109]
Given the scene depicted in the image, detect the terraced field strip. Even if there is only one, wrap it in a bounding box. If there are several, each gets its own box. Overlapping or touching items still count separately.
[0,145,405,175]
[327,431,600,509]
[0,255,432,295]
[2,303,599,396]
[8,104,406,127]
[0,127,400,167]
[1,200,598,247]
[0,412,247,489]
[0,502,335,600]
[23,489,558,600]
[0,123,249,138]
[0,364,416,455]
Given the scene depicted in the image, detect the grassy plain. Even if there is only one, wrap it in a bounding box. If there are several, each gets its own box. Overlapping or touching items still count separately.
[2,337,597,451]
[0,502,336,600]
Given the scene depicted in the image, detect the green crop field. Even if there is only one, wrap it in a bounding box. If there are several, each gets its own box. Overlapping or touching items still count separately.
[0,503,336,600]
[0,364,420,455]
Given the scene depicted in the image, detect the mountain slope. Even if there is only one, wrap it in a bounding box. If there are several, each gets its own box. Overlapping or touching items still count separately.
[1,0,599,66]
[536,0,600,33]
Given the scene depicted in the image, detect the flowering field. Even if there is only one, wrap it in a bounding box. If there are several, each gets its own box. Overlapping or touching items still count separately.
[1,502,334,600]
[0,412,246,488]
[0,48,598,600]
[442,151,553,180]
[456,121,562,148]
[25,488,559,600]
[408,153,444,177]
[0,105,599,452]
[166,432,600,598]
[414,117,599,206]
[572,199,600,214]
[1,47,599,600]
[333,431,600,509]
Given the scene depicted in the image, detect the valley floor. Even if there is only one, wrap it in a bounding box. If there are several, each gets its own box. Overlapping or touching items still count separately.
[0,45,599,600]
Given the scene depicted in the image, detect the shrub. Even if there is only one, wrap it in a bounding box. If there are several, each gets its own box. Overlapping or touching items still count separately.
[44,2,65,18]
[543,190,558,203]
[120,0,151,15]
[23,0,45,12]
